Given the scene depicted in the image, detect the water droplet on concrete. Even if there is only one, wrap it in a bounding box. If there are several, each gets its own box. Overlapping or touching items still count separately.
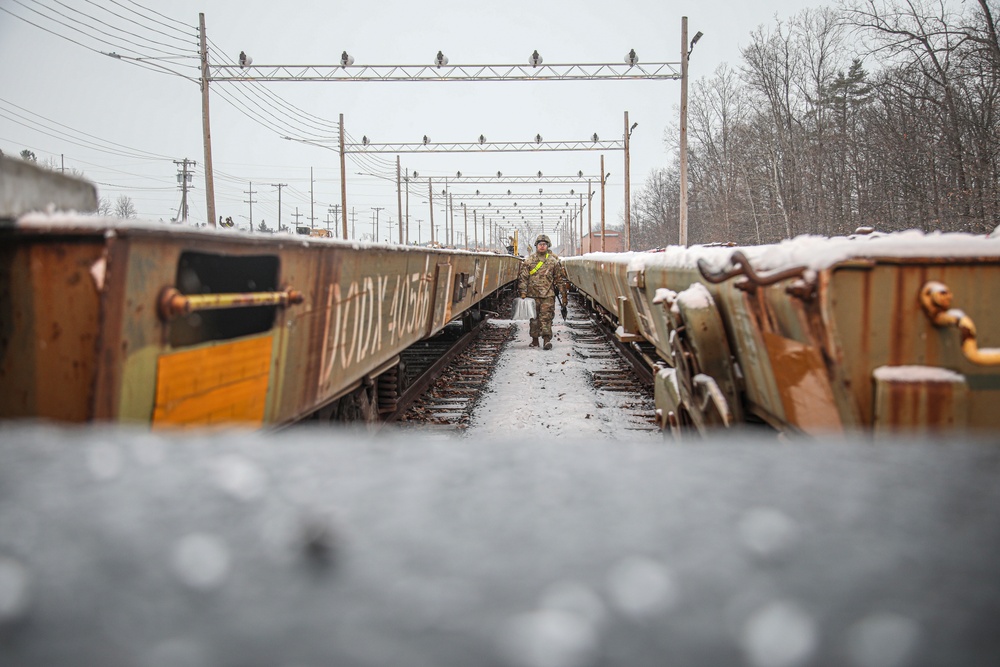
[739,507,798,558]
[212,455,267,501]
[87,442,124,481]
[606,555,677,618]
[171,533,231,591]
[499,608,599,667]
[741,600,817,667]
[846,612,919,667]
[0,556,31,623]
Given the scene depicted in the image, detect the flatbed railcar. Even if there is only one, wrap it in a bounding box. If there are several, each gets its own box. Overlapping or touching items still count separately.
[564,232,1000,437]
[0,157,520,428]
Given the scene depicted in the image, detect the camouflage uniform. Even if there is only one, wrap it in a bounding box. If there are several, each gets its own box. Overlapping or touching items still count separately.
[517,249,569,341]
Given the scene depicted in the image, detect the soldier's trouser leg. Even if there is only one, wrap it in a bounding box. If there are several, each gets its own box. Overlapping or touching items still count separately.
[533,297,556,340]
[529,298,540,338]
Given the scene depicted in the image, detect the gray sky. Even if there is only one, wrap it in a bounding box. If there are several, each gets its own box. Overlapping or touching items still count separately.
[0,0,822,243]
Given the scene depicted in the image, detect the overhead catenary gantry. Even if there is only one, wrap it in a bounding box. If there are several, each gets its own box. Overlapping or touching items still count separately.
[208,62,681,83]
[358,169,598,251]
[395,167,598,251]
[339,139,624,154]
[197,13,700,248]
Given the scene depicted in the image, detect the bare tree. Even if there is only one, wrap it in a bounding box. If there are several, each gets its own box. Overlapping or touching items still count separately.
[688,64,752,242]
[630,0,998,247]
[631,168,679,249]
[841,0,998,230]
[97,197,113,217]
[114,195,137,219]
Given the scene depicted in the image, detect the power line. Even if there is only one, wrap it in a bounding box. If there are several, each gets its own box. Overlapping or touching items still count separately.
[123,0,190,30]
[85,0,197,46]
[207,38,340,131]
[207,37,342,138]
[1,2,196,80]
[19,0,195,59]
[0,97,177,161]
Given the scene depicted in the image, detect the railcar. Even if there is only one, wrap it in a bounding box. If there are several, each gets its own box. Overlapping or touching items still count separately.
[564,232,1000,437]
[0,156,520,428]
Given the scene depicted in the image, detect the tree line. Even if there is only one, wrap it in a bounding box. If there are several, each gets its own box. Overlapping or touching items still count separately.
[631,0,1000,249]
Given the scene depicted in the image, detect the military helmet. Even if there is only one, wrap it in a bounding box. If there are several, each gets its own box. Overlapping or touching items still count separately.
[535,234,551,246]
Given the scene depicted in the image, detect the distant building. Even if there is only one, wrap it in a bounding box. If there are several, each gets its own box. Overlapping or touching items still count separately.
[580,230,623,253]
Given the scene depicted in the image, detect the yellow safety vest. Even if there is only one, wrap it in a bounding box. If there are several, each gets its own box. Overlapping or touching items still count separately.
[529,254,549,275]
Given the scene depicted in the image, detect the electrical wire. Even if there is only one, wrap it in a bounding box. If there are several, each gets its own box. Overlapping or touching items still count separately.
[123,0,190,30]
[83,0,197,46]
[2,2,196,81]
[206,37,343,138]
[207,38,340,132]
[18,0,195,60]
[0,98,178,162]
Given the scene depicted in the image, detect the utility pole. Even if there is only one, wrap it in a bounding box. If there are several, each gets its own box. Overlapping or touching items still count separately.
[680,16,690,247]
[175,158,196,223]
[350,207,357,239]
[428,179,435,245]
[396,156,403,244]
[198,13,216,227]
[328,204,340,232]
[600,156,606,252]
[371,207,385,242]
[588,180,593,252]
[404,168,410,244]
[463,203,469,250]
[291,207,303,229]
[309,166,315,229]
[473,210,478,249]
[624,110,633,251]
[414,219,423,244]
[339,113,348,239]
[244,181,257,233]
[271,183,287,232]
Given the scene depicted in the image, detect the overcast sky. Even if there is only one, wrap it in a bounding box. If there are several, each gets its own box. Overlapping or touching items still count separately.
[0,0,823,244]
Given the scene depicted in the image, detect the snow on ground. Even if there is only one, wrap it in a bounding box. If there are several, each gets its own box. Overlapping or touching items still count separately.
[466,315,661,441]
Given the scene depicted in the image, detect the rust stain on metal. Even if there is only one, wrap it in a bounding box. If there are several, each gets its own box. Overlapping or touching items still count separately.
[763,332,843,435]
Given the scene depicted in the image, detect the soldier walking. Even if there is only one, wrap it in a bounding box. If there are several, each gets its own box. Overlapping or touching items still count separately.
[517,234,569,350]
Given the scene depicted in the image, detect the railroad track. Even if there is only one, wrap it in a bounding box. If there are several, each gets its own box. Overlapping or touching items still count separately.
[567,293,659,432]
[392,321,516,431]
[394,290,658,434]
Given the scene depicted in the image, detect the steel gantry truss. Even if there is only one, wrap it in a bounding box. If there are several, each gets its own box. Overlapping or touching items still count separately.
[208,62,681,82]
[422,174,598,184]
[197,12,698,248]
[340,139,623,154]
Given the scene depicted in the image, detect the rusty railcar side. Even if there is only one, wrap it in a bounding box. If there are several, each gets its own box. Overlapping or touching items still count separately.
[564,233,1000,437]
[0,218,519,427]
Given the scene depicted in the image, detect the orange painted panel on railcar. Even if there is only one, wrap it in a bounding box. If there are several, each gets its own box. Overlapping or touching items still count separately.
[152,336,273,428]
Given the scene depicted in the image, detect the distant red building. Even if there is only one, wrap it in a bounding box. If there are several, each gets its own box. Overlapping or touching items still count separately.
[579,230,623,254]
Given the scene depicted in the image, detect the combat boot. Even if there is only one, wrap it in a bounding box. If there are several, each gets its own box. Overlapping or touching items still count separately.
[543,337,552,350]
[529,337,540,347]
